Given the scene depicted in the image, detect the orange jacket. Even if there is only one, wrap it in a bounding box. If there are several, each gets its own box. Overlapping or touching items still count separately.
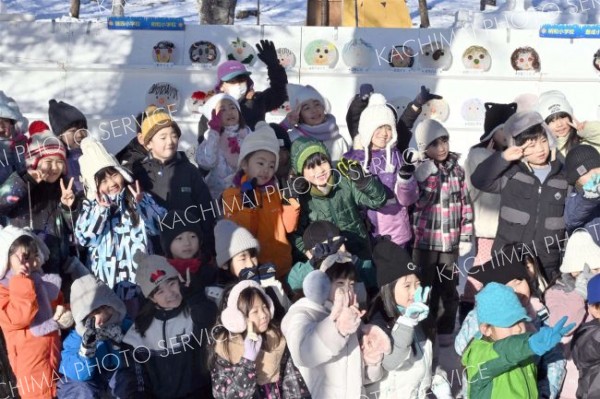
[0,275,61,399]
[222,178,300,279]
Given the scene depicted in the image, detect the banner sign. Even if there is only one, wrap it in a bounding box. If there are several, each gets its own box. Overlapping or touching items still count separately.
[107,17,185,31]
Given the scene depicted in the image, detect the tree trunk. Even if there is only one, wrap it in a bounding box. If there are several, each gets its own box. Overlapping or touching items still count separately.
[199,0,237,24]
[70,0,80,18]
[418,0,430,27]
[112,0,125,16]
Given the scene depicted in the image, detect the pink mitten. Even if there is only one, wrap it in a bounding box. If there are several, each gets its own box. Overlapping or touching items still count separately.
[361,324,392,365]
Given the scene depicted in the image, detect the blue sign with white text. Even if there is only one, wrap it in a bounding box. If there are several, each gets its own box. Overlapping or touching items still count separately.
[540,24,600,38]
[107,17,185,31]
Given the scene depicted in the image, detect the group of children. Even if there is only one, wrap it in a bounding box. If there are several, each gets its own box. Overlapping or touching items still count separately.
[1,38,600,398]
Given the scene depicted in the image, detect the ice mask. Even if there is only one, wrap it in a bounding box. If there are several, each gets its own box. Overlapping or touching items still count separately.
[224,82,247,100]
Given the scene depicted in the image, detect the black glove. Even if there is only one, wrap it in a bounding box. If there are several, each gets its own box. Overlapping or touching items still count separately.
[79,317,98,358]
[414,85,443,107]
[283,176,309,200]
[256,40,279,67]
[359,83,374,101]
[398,151,416,180]
[241,178,259,209]
[337,158,370,190]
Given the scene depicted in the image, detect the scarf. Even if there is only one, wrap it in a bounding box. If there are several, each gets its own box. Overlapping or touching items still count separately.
[0,270,61,336]
[220,125,251,170]
[168,258,201,276]
[215,330,286,385]
[296,114,340,142]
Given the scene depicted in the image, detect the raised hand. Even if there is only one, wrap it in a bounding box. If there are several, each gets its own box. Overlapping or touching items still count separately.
[208,109,223,132]
[60,177,75,208]
[398,151,416,180]
[414,85,443,107]
[127,180,143,203]
[27,168,48,184]
[528,315,576,356]
[361,324,392,365]
[337,157,370,189]
[403,286,431,322]
[95,192,111,208]
[255,40,279,67]
[502,141,533,162]
[567,117,586,132]
[80,317,98,358]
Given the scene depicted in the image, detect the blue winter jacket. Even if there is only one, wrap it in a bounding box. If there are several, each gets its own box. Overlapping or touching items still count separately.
[564,188,600,246]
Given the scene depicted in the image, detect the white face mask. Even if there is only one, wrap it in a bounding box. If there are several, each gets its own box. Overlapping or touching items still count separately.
[224,82,247,100]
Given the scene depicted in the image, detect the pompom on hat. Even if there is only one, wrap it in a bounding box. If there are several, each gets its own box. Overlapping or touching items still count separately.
[24,120,67,171]
[221,280,274,333]
[357,93,398,172]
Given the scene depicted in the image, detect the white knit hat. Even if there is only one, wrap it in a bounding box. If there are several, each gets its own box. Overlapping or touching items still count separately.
[201,93,241,121]
[0,226,50,279]
[79,136,133,200]
[0,91,28,133]
[415,119,450,155]
[286,83,326,112]
[560,230,600,273]
[536,90,573,121]
[357,93,397,172]
[214,220,259,267]
[237,121,280,169]
[133,250,181,298]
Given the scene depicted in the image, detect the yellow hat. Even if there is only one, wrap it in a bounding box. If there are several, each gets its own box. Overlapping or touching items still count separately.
[141,105,178,145]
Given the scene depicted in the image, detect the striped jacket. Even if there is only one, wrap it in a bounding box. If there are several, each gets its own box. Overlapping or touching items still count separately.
[413,153,473,252]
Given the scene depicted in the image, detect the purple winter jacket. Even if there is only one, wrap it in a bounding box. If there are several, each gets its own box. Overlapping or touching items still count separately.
[344,147,418,246]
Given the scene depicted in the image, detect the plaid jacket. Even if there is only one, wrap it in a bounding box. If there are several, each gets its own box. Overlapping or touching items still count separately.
[413,153,473,252]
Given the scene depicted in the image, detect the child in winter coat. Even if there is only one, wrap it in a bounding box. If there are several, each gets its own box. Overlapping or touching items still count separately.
[564,144,600,247]
[221,122,300,279]
[281,257,382,398]
[343,92,418,247]
[0,122,78,277]
[412,119,473,343]
[463,282,573,398]
[210,280,310,399]
[0,226,74,399]
[365,238,451,399]
[214,219,291,320]
[133,105,215,257]
[48,99,89,193]
[544,230,600,399]
[159,209,219,301]
[196,93,252,199]
[115,112,148,169]
[0,91,28,187]
[536,90,600,157]
[76,137,166,317]
[455,249,567,399]
[58,275,142,398]
[572,274,600,398]
[289,138,387,262]
[281,84,352,162]
[472,111,568,282]
[123,251,217,398]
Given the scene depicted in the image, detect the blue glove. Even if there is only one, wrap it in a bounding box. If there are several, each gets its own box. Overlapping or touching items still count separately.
[582,174,600,198]
[400,286,430,323]
[241,177,258,208]
[528,316,575,356]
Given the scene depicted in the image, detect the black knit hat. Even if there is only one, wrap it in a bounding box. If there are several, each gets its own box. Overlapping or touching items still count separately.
[480,102,518,142]
[373,238,418,288]
[270,123,291,151]
[302,221,344,253]
[565,144,600,185]
[48,99,88,136]
[159,209,203,258]
[469,246,528,286]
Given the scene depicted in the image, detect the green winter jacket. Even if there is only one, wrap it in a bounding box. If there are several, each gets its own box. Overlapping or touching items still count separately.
[462,333,538,399]
[292,171,387,261]
[287,257,377,292]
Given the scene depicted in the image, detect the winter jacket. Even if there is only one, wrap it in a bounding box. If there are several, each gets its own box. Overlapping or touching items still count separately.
[65,148,84,194]
[455,308,567,399]
[196,126,251,200]
[471,151,567,279]
[116,137,148,171]
[345,96,421,154]
[291,171,387,262]
[0,133,26,186]
[75,191,166,297]
[564,188,600,247]
[287,257,377,293]
[0,171,77,275]
[222,175,300,279]
[464,147,502,239]
[462,333,538,399]
[285,115,352,162]
[281,298,364,399]
[133,152,216,256]
[413,153,473,252]
[211,335,311,399]
[366,313,433,399]
[344,147,418,246]
[198,62,288,136]
[0,274,62,399]
[572,318,600,399]
[123,294,217,399]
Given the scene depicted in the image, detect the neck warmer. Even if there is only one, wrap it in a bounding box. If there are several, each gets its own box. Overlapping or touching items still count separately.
[555,135,570,157]
[220,125,251,170]
[168,258,201,276]
[296,114,339,142]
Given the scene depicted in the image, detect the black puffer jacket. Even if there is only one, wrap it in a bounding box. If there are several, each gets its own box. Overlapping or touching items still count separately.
[471,151,567,280]
[133,152,215,256]
[116,137,148,171]
[572,318,600,399]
